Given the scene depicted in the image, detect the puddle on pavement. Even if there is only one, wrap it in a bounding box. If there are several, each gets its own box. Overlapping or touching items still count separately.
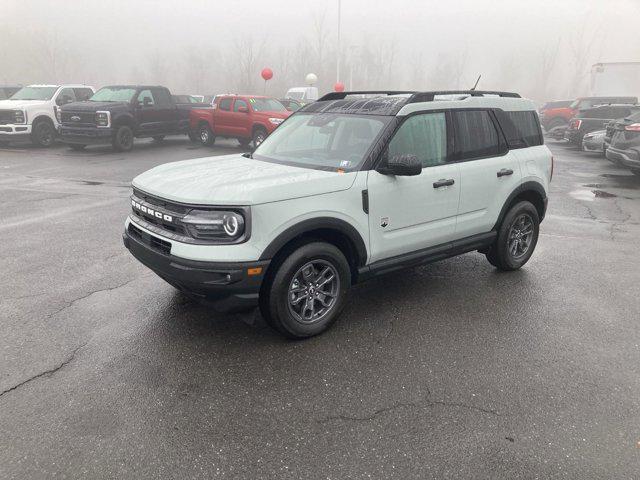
[570,188,618,201]
[592,190,617,198]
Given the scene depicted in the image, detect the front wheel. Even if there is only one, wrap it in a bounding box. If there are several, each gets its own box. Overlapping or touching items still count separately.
[252,128,267,149]
[112,125,134,152]
[31,120,56,147]
[486,201,540,271]
[260,242,351,339]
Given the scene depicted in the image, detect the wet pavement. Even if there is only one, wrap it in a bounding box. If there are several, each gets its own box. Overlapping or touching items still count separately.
[1,137,639,479]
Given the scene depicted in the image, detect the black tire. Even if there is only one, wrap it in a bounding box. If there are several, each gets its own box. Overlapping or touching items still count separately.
[261,242,351,339]
[31,119,56,147]
[486,201,540,271]
[252,127,267,149]
[199,124,215,146]
[152,135,165,142]
[112,125,134,152]
[69,144,86,151]
[238,138,251,148]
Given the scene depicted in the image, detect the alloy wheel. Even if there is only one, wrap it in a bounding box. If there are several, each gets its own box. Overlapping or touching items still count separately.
[507,213,534,259]
[287,260,340,323]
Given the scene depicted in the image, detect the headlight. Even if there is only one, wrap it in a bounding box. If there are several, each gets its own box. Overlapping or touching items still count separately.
[268,117,284,125]
[54,106,61,123]
[13,110,26,124]
[181,209,246,241]
[95,111,110,128]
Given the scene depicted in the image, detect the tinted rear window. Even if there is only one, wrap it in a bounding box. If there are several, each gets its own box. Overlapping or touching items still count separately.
[496,110,543,148]
[452,110,503,160]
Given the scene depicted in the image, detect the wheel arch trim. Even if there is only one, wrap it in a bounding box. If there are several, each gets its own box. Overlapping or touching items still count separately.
[492,181,547,231]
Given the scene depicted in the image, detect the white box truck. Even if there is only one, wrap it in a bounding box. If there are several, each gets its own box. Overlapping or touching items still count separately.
[590,62,640,98]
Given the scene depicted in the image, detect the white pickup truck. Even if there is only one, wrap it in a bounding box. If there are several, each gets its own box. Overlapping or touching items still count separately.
[0,84,94,147]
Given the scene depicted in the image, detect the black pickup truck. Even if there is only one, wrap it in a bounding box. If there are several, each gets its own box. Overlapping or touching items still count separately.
[59,85,199,151]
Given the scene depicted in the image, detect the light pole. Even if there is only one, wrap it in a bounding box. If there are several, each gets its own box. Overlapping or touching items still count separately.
[336,0,341,84]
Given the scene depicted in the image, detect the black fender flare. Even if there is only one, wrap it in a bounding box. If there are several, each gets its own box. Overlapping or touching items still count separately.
[259,217,368,266]
[492,181,548,231]
[113,113,137,130]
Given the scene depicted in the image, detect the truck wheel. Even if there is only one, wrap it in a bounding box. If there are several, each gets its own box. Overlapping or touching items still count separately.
[112,125,134,152]
[261,242,351,339]
[252,127,267,149]
[152,135,165,143]
[31,119,56,147]
[486,201,540,271]
[199,124,215,146]
[69,144,86,151]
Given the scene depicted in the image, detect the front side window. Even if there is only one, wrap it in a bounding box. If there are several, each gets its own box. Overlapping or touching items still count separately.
[249,98,287,112]
[388,113,447,167]
[153,88,172,106]
[452,110,503,160]
[137,90,154,106]
[253,113,390,171]
[11,86,58,101]
[90,87,137,102]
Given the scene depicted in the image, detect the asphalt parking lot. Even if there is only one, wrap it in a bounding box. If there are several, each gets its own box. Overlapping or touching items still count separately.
[1,137,639,479]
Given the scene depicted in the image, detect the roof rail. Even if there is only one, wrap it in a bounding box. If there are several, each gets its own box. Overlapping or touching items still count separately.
[408,90,521,103]
[318,91,416,102]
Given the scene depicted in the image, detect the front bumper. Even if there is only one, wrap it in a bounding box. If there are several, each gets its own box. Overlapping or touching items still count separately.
[0,123,32,140]
[59,125,113,145]
[123,223,270,313]
[605,147,640,170]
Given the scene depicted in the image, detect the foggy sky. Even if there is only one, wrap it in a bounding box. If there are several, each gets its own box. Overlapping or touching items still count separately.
[1,0,639,102]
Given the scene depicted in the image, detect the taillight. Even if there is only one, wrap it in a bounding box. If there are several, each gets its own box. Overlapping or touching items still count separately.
[570,119,582,130]
[550,156,554,182]
[625,123,640,132]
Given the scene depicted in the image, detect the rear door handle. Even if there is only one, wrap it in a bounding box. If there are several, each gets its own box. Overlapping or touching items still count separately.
[497,168,514,178]
[433,178,455,188]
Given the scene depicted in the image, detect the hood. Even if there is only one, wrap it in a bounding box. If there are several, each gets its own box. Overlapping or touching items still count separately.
[61,101,127,112]
[132,154,357,205]
[0,99,48,110]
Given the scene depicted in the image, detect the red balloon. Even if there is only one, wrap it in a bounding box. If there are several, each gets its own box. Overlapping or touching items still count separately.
[334,82,345,92]
[261,68,273,81]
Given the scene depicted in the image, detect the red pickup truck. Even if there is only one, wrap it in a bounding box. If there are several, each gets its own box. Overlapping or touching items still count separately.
[190,95,291,148]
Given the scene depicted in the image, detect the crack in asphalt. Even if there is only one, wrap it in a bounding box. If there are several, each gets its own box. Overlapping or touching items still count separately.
[317,398,500,425]
[0,343,87,399]
[46,277,141,319]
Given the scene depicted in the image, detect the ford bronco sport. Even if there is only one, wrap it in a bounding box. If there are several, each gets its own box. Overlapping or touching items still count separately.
[123,90,552,338]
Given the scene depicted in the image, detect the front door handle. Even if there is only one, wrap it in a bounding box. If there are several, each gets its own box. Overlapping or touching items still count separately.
[497,168,514,178]
[433,178,455,188]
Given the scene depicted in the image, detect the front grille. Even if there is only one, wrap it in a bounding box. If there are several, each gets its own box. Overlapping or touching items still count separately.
[130,191,189,236]
[0,110,14,125]
[61,110,97,127]
[128,223,171,255]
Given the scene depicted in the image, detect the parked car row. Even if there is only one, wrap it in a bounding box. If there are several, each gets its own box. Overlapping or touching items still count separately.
[0,83,304,151]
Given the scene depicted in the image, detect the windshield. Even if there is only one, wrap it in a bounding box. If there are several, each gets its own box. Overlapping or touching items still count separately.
[90,87,137,102]
[250,98,287,112]
[11,86,58,101]
[253,113,390,171]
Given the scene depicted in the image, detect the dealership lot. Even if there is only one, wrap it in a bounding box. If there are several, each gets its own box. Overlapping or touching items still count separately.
[1,139,639,478]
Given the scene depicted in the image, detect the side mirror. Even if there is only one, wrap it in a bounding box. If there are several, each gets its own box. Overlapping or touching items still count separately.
[379,154,422,176]
[238,106,249,113]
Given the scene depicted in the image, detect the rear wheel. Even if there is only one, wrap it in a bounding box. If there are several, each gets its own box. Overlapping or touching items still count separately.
[112,125,134,152]
[69,144,86,151]
[252,127,267,149]
[486,201,540,271]
[199,124,215,146]
[260,242,351,339]
[31,119,56,147]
